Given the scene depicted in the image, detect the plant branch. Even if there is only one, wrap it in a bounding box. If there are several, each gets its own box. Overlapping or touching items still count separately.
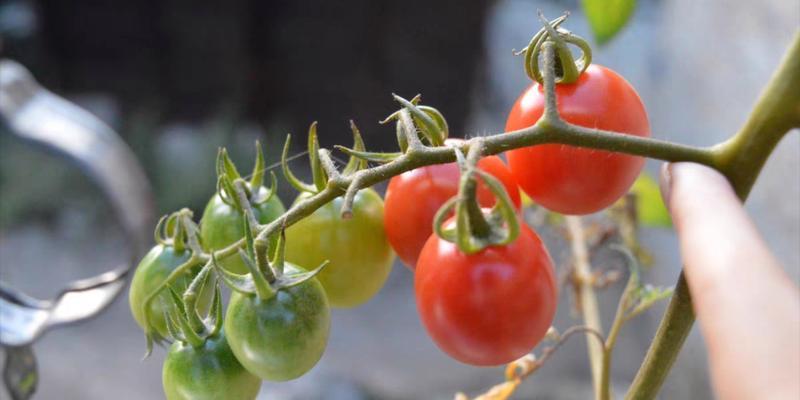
[626,30,800,400]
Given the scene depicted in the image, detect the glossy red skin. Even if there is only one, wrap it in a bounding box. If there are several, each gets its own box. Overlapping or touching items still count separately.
[414,221,557,366]
[506,64,651,215]
[384,155,521,269]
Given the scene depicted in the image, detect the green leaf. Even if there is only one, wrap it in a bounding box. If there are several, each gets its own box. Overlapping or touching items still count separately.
[631,172,672,228]
[581,0,636,45]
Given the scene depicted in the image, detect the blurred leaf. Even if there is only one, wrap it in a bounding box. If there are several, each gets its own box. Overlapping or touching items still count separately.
[631,172,671,228]
[581,0,636,45]
[520,191,534,208]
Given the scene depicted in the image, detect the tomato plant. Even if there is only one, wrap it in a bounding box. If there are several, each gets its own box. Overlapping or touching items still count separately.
[415,218,557,366]
[384,142,521,269]
[163,332,261,400]
[506,64,650,215]
[125,10,799,400]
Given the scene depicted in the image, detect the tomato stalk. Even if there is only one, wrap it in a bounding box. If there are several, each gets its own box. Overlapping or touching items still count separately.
[457,144,494,239]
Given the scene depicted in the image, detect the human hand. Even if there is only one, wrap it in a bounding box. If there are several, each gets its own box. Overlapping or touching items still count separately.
[660,162,800,399]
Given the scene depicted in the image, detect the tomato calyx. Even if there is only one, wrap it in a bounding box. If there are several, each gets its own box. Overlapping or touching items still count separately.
[383,94,449,148]
[153,208,204,255]
[213,217,328,301]
[162,264,223,348]
[216,142,279,213]
[282,120,370,196]
[337,94,449,167]
[516,12,592,85]
[432,146,520,254]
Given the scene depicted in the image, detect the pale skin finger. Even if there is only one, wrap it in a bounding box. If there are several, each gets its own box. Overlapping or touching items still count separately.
[661,162,800,400]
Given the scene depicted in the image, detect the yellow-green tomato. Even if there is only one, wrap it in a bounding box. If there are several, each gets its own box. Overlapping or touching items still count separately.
[200,187,285,274]
[129,245,208,339]
[162,332,261,400]
[284,188,394,308]
[224,263,330,381]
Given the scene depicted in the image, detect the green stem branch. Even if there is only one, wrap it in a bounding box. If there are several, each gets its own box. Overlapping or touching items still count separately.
[626,30,800,400]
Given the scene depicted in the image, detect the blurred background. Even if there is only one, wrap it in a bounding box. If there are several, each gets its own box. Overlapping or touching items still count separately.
[0,0,797,399]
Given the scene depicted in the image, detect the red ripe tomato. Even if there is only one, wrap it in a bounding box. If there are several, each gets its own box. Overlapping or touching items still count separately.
[414,218,557,366]
[384,149,520,269]
[506,64,650,215]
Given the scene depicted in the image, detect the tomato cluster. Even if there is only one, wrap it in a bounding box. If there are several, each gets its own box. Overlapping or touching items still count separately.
[128,47,650,396]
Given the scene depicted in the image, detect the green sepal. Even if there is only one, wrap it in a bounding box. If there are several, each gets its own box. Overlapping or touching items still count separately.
[166,286,205,347]
[219,147,243,182]
[250,140,266,189]
[252,171,278,205]
[161,298,181,344]
[216,158,242,212]
[307,122,327,191]
[242,215,257,261]
[342,120,368,175]
[281,133,318,193]
[334,146,402,164]
[392,94,448,146]
[522,13,592,85]
[205,283,223,336]
[212,253,258,295]
[272,260,329,291]
[153,214,169,246]
[240,249,276,299]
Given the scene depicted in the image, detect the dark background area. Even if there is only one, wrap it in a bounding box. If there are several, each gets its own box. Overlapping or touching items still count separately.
[1,0,499,220]
[4,0,490,142]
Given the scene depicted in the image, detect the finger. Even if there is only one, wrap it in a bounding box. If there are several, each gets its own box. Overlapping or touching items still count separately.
[662,162,799,400]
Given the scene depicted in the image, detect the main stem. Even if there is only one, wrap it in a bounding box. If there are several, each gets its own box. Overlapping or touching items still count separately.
[626,30,800,399]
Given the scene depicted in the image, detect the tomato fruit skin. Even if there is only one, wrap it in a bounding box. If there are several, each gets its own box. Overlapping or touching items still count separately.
[414,221,557,366]
[284,188,394,308]
[506,64,650,215]
[162,332,261,400]
[129,244,209,338]
[200,186,286,274]
[384,155,521,269]
[224,263,330,381]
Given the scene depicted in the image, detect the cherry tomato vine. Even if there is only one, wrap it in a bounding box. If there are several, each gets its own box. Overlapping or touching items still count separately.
[126,11,800,400]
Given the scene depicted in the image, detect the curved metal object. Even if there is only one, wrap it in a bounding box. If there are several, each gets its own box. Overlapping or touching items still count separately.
[0,59,154,399]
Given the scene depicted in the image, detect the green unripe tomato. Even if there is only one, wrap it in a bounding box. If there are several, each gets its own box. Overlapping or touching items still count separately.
[200,186,285,274]
[162,332,261,400]
[224,263,330,381]
[284,188,394,308]
[129,245,209,338]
